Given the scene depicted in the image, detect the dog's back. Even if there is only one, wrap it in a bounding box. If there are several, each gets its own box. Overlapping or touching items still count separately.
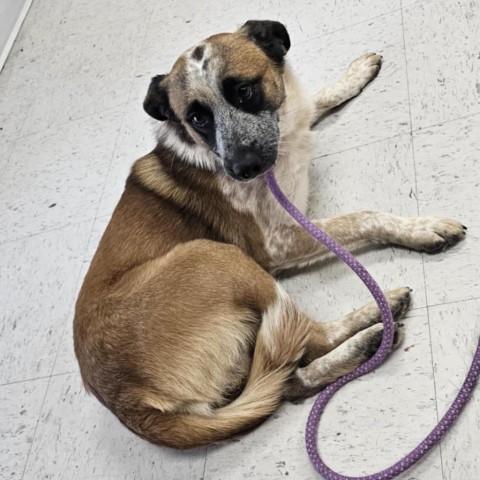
[74,142,311,448]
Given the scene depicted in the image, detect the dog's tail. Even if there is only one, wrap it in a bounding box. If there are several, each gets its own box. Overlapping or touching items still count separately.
[125,286,310,449]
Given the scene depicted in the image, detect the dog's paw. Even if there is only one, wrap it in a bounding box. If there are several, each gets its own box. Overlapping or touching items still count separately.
[408,217,467,253]
[358,322,404,359]
[353,287,412,328]
[342,52,382,96]
[387,287,412,319]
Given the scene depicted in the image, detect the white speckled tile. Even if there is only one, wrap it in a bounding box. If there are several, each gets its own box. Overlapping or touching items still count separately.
[204,309,442,479]
[19,17,148,138]
[0,221,93,385]
[0,106,124,244]
[23,372,207,480]
[20,77,130,139]
[0,378,49,480]
[52,216,111,375]
[287,10,410,157]
[259,0,400,42]
[97,101,156,217]
[0,137,15,171]
[429,299,480,480]
[403,0,480,130]
[6,0,73,65]
[0,63,39,142]
[60,0,156,40]
[281,134,426,321]
[400,0,423,7]
[150,0,261,29]
[413,115,479,306]
[9,0,155,69]
[4,7,149,143]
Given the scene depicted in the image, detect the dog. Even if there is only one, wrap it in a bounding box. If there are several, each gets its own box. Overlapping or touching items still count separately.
[74,20,466,449]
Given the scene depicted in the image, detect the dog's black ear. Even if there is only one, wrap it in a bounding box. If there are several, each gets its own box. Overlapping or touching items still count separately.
[143,74,177,122]
[241,20,290,63]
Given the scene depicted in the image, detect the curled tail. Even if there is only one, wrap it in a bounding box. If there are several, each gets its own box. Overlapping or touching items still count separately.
[125,286,310,449]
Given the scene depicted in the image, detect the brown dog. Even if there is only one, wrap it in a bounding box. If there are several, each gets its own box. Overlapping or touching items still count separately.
[74,20,465,449]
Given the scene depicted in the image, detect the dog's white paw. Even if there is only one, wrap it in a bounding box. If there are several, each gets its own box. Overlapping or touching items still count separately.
[359,322,405,358]
[407,217,467,253]
[342,52,382,96]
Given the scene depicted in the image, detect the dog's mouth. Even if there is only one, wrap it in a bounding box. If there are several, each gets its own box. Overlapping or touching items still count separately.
[224,163,275,182]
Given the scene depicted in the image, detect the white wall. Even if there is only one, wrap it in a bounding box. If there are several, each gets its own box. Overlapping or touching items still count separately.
[0,0,32,70]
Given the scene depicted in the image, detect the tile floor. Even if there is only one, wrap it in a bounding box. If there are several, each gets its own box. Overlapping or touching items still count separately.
[1,0,479,479]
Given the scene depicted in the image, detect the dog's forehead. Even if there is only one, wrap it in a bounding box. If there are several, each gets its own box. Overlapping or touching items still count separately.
[184,42,221,85]
[193,33,269,75]
[176,34,269,87]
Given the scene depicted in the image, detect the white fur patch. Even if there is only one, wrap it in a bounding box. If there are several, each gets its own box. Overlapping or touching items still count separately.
[187,43,217,84]
[261,284,295,355]
[155,123,219,171]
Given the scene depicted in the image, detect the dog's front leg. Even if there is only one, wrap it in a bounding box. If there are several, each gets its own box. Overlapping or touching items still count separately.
[267,211,466,273]
[311,53,382,126]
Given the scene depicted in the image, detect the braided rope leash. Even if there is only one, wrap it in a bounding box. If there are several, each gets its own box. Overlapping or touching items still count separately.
[265,169,480,480]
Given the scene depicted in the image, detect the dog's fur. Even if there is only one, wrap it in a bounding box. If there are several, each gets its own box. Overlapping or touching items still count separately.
[74,20,465,449]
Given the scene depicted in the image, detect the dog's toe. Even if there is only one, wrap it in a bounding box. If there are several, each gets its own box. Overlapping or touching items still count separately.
[411,217,466,253]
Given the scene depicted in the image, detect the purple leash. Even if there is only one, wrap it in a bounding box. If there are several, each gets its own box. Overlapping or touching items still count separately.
[265,169,480,480]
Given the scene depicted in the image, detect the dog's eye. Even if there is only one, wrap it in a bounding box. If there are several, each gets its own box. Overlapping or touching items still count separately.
[190,113,208,128]
[238,84,253,101]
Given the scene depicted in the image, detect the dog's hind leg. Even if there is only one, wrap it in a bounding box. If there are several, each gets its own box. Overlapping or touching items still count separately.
[311,53,382,126]
[284,288,410,402]
[301,287,411,364]
[284,322,404,401]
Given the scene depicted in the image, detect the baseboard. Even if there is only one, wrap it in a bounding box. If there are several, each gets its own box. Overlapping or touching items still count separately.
[0,0,34,72]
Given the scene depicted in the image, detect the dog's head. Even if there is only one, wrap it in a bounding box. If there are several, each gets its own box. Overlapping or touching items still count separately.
[144,20,290,181]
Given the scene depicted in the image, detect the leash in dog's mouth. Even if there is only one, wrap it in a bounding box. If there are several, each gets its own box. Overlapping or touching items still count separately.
[265,168,480,480]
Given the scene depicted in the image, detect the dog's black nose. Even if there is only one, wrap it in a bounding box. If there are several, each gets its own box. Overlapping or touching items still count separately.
[230,149,264,181]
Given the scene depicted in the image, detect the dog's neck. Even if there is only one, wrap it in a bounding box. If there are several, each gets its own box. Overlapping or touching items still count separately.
[278,65,315,139]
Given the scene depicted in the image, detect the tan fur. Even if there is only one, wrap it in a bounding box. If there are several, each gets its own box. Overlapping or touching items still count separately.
[74,22,465,450]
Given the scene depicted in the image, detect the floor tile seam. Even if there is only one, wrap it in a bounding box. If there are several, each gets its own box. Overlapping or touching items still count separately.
[295,6,403,45]
[11,100,131,143]
[312,130,410,161]
[401,0,444,461]
[313,109,480,161]
[0,370,75,388]
[19,370,72,479]
[0,217,97,247]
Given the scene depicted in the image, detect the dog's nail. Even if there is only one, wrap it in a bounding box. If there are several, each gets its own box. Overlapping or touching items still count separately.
[462,225,468,230]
